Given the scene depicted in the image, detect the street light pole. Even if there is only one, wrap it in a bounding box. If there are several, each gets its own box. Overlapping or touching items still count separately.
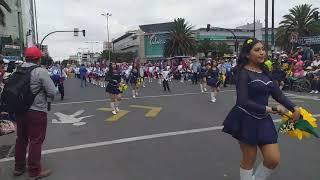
[101,12,112,62]
[265,0,269,55]
[254,0,256,38]
[271,0,275,52]
[33,0,39,45]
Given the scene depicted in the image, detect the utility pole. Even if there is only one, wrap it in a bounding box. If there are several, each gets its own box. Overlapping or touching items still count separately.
[265,0,269,56]
[33,0,39,44]
[271,0,275,53]
[254,0,256,38]
[101,13,112,62]
[17,0,24,58]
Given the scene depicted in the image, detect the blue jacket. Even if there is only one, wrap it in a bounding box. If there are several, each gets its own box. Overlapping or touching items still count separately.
[79,66,87,77]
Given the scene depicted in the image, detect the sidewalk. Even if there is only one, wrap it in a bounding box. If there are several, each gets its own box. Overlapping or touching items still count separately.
[0,133,16,159]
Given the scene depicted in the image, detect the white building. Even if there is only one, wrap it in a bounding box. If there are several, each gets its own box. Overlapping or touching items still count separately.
[111,21,277,60]
[112,30,141,54]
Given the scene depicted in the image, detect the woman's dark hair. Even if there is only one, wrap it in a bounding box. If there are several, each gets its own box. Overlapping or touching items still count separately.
[107,62,115,77]
[211,60,218,67]
[7,61,16,73]
[236,37,269,74]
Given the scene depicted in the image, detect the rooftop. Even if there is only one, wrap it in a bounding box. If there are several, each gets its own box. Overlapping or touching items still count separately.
[139,22,174,33]
[112,32,136,43]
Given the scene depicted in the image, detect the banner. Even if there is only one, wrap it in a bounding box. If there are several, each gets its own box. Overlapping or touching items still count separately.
[298,36,320,45]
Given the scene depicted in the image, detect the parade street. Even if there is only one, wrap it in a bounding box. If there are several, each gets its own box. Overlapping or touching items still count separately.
[1,78,320,180]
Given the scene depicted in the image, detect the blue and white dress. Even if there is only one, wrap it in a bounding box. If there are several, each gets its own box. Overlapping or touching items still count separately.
[222,68,296,145]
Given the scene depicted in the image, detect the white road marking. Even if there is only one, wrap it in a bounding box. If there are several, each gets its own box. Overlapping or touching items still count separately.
[284,93,320,101]
[1,114,319,163]
[52,110,93,126]
[51,90,236,106]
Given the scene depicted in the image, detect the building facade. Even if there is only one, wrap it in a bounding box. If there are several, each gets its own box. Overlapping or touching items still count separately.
[0,0,36,60]
[111,21,276,61]
[112,30,140,54]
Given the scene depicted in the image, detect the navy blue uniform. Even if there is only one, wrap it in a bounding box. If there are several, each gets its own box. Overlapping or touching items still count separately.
[206,68,219,87]
[223,69,295,145]
[129,69,139,85]
[199,66,207,78]
[105,70,122,94]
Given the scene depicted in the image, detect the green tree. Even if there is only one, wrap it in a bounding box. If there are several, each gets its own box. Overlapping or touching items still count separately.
[0,0,12,26]
[164,18,196,57]
[99,50,135,63]
[197,39,216,57]
[215,42,232,57]
[276,4,320,50]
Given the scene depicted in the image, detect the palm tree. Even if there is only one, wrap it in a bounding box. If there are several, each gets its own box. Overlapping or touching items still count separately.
[276,4,320,50]
[164,18,196,57]
[0,0,11,26]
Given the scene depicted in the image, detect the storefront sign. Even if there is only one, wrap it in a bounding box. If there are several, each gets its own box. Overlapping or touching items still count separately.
[144,33,169,58]
[298,36,320,45]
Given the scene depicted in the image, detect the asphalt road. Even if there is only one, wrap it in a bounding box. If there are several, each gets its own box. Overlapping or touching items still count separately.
[0,77,319,180]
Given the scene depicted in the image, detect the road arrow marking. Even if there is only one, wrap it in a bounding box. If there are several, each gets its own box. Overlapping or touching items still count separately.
[130,105,162,118]
[97,108,130,122]
[52,110,93,126]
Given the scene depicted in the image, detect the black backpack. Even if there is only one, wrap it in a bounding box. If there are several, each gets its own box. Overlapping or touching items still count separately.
[1,65,40,115]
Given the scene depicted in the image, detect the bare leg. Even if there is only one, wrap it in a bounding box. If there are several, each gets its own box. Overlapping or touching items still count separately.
[240,143,257,180]
[254,144,280,180]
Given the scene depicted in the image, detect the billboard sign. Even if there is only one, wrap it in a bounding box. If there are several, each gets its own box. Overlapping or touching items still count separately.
[144,33,169,58]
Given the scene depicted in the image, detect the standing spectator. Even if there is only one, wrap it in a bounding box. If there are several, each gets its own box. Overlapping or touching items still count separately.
[293,55,305,78]
[79,64,87,87]
[14,47,56,179]
[7,61,16,73]
[191,59,201,85]
[302,45,314,66]
[0,57,5,85]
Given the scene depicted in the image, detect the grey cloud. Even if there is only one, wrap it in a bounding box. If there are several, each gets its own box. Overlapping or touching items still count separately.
[35,0,320,60]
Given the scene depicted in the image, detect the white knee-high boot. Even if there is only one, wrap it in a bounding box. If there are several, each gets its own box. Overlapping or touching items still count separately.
[240,167,254,180]
[200,84,204,92]
[132,90,136,98]
[254,163,274,180]
[110,102,116,114]
[114,101,120,112]
[210,92,216,102]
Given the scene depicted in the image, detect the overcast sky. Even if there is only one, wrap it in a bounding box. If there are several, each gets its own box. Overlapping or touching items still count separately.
[35,0,319,60]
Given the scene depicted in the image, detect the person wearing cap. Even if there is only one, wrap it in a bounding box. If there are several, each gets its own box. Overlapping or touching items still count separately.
[13,47,56,179]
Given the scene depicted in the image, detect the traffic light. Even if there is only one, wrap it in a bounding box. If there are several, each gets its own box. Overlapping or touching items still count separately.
[206,24,211,32]
[313,11,319,20]
[82,30,86,37]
